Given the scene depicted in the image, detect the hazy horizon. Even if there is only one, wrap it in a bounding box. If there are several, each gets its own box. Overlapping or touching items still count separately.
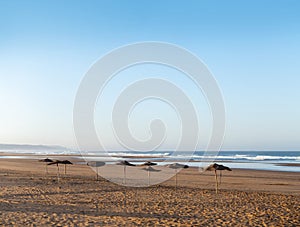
[0,143,299,153]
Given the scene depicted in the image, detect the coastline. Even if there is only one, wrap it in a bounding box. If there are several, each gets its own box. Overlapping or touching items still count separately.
[0,157,299,194]
[1,151,300,173]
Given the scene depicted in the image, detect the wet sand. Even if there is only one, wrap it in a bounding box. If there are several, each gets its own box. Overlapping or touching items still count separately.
[0,158,299,226]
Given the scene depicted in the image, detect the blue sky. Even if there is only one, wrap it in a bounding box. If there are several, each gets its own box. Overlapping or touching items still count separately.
[0,0,299,151]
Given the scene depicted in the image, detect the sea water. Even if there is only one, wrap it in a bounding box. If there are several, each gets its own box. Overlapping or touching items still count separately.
[1,150,299,172]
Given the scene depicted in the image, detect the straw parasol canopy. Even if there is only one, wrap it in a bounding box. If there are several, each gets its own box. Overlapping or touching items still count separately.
[39,158,53,163]
[167,163,189,169]
[139,161,157,167]
[117,160,136,166]
[48,160,73,176]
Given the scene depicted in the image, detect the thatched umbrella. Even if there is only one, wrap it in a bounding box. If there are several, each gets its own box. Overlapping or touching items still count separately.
[48,160,73,181]
[206,163,232,194]
[139,161,158,186]
[87,161,106,181]
[60,160,73,175]
[166,163,189,189]
[116,160,136,185]
[141,165,161,186]
[116,160,136,209]
[48,160,61,181]
[39,158,53,174]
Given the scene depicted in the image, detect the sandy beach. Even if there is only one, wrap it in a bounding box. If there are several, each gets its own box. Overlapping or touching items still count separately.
[0,158,299,226]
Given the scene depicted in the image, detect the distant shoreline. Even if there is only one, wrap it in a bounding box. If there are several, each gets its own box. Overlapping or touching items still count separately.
[1,151,299,173]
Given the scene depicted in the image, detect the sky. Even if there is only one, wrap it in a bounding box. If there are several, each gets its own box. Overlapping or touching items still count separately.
[0,0,300,151]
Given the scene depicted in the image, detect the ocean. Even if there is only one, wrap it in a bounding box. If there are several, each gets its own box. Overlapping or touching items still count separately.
[0,149,299,172]
[106,150,300,172]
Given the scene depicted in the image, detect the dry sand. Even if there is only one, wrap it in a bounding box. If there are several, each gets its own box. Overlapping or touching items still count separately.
[0,158,299,226]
